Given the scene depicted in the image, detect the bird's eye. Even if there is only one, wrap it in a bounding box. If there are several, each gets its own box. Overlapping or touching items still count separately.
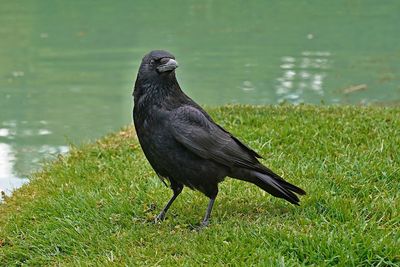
[150,59,155,64]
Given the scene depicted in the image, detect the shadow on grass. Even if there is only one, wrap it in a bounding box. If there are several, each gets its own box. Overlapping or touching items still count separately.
[134,191,297,231]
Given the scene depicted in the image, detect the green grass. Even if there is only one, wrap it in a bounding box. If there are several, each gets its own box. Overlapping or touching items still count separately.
[1,105,399,266]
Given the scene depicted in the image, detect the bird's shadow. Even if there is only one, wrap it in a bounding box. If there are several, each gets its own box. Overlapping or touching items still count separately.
[138,195,295,231]
[216,197,292,220]
[135,181,301,229]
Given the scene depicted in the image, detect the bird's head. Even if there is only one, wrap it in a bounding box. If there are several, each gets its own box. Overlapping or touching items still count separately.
[133,50,182,101]
[138,50,179,78]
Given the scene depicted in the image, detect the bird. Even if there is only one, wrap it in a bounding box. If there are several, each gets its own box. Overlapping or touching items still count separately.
[133,50,306,227]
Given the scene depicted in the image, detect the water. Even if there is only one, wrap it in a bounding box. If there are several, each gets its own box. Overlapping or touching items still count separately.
[1,1,399,193]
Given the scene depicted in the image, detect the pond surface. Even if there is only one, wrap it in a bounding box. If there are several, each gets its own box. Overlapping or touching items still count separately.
[1,1,399,193]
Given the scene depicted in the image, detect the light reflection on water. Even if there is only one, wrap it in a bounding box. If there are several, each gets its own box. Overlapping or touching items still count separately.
[0,120,69,195]
[276,51,331,104]
[0,143,28,195]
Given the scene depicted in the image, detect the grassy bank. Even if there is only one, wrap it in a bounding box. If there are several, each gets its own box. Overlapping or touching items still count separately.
[1,105,399,266]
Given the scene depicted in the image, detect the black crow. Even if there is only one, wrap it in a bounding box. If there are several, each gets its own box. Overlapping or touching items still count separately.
[133,50,306,227]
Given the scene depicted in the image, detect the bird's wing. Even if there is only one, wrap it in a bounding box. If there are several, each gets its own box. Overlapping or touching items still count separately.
[169,105,261,170]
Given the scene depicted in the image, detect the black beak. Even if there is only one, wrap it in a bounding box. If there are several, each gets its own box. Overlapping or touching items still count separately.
[157,58,179,73]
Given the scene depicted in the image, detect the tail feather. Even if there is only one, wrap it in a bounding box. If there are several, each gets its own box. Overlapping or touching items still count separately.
[255,172,301,205]
[275,178,306,195]
[231,167,306,205]
[255,164,306,196]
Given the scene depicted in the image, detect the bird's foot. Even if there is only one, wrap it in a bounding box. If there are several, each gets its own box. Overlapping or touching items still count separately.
[154,211,166,223]
[192,219,210,231]
[200,219,210,228]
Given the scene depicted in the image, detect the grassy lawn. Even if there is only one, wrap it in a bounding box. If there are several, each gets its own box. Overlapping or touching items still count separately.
[1,105,399,266]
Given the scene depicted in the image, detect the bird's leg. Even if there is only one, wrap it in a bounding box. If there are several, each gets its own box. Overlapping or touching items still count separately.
[155,183,183,222]
[200,197,216,227]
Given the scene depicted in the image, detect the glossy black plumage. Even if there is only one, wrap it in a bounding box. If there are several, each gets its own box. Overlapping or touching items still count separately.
[133,50,306,226]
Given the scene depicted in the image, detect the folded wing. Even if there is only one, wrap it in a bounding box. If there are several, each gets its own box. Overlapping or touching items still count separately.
[169,105,263,171]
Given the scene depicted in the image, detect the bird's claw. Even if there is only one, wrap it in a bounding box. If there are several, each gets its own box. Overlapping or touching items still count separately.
[193,219,210,231]
[201,219,210,228]
[154,212,166,223]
